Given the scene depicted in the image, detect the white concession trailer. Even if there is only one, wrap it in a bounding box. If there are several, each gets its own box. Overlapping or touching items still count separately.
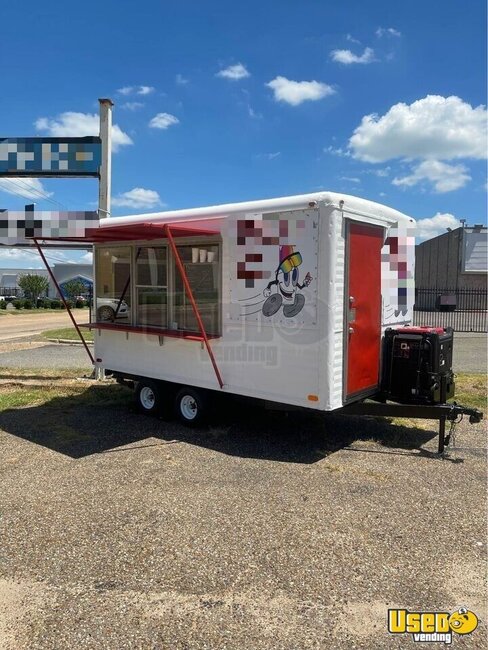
[66,191,417,422]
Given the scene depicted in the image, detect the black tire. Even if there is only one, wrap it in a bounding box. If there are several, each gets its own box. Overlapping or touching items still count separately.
[97,305,115,321]
[135,379,169,417]
[174,387,208,427]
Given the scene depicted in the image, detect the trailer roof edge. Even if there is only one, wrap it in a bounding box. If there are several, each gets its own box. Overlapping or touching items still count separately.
[100,192,414,229]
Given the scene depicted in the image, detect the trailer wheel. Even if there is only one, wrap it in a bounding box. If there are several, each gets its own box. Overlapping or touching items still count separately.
[135,379,169,417]
[175,387,207,427]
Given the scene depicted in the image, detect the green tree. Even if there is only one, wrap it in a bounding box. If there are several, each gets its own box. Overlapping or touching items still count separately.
[17,274,49,307]
[62,279,87,300]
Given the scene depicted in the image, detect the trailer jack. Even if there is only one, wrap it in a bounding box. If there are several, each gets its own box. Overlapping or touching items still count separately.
[338,400,483,455]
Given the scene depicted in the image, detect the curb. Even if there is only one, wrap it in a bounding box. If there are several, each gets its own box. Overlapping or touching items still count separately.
[46,338,94,345]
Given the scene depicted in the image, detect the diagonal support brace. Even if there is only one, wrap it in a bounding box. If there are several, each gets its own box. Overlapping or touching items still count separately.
[165,225,224,389]
[33,239,94,365]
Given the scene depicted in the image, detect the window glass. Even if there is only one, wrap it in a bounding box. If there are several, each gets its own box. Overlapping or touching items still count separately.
[173,244,220,334]
[95,247,131,323]
[136,247,168,328]
[136,247,167,286]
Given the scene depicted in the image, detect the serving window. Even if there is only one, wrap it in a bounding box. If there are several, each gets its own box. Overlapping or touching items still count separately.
[93,240,221,335]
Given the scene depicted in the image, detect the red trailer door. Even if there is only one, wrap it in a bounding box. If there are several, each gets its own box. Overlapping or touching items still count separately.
[345,221,384,400]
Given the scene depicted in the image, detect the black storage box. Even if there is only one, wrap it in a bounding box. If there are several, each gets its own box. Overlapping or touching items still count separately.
[382,326,455,404]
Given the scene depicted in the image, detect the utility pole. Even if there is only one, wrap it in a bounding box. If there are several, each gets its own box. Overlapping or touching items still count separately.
[98,98,113,219]
[96,99,113,379]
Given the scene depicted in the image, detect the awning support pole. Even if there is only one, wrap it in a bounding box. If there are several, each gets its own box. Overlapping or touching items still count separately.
[33,239,95,365]
[165,225,224,389]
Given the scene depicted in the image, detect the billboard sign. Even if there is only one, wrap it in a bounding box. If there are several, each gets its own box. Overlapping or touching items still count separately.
[0,207,99,246]
[0,137,101,177]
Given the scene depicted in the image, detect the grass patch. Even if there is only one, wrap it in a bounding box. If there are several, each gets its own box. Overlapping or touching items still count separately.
[451,372,487,411]
[0,308,89,315]
[41,327,94,342]
[0,367,90,380]
[0,382,130,412]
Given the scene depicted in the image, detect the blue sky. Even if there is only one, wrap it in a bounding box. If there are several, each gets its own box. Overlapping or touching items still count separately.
[0,0,486,267]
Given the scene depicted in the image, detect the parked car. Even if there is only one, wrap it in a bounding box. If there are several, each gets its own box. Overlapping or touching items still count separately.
[96,298,129,321]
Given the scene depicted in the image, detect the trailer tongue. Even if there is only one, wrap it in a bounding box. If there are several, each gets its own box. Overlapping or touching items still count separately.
[340,325,483,454]
[339,400,483,455]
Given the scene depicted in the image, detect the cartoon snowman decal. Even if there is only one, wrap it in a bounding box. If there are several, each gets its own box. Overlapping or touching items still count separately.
[262,245,312,318]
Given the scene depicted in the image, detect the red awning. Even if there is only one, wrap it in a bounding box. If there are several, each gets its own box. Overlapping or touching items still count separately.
[31,218,223,243]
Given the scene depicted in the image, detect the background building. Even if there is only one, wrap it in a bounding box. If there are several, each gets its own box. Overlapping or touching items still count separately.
[416,225,487,290]
[415,225,487,313]
[0,264,92,298]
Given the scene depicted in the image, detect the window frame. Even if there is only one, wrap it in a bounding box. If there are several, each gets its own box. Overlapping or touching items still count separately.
[93,237,222,335]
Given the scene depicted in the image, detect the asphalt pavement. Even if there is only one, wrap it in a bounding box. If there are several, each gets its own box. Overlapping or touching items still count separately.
[0,343,92,370]
[0,311,87,342]
[452,333,487,374]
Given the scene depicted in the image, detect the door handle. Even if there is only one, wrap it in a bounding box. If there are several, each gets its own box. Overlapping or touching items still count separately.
[348,326,354,334]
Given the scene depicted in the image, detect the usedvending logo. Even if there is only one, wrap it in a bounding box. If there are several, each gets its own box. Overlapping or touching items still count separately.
[388,607,478,644]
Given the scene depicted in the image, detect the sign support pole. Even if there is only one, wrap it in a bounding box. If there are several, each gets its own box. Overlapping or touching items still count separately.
[96,99,113,379]
[98,98,113,220]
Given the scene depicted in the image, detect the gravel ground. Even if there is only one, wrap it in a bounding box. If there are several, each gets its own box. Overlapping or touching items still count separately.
[0,387,486,649]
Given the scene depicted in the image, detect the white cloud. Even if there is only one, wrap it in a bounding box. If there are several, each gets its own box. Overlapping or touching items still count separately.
[176,74,189,85]
[35,112,133,153]
[122,102,144,111]
[349,95,487,162]
[0,178,53,201]
[216,63,250,80]
[256,152,281,160]
[149,112,180,129]
[346,34,361,45]
[330,47,375,64]
[414,212,461,240]
[137,85,154,95]
[324,145,351,157]
[111,187,162,209]
[376,27,401,38]
[0,248,43,265]
[248,105,262,119]
[80,251,93,263]
[266,76,335,106]
[393,160,471,193]
[339,176,360,183]
[117,85,155,95]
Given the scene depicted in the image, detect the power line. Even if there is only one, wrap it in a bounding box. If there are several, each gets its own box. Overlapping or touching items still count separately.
[10,178,68,210]
[8,247,90,266]
[0,178,67,210]
[4,178,69,211]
